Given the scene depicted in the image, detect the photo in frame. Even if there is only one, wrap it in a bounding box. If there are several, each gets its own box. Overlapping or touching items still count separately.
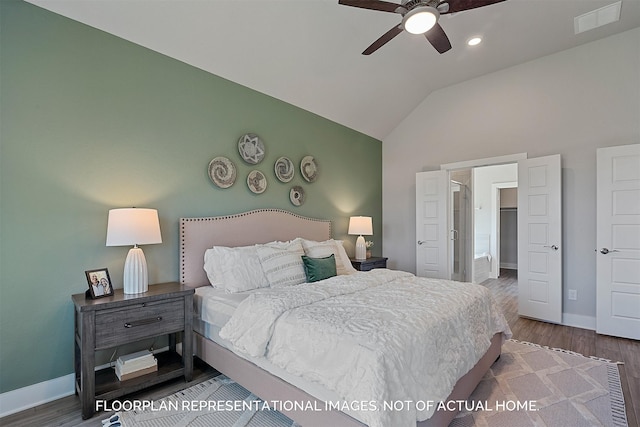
[85,268,114,299]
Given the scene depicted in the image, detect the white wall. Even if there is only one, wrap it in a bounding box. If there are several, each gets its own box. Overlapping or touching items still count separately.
[473,163,517,261]
[382,28,640,322]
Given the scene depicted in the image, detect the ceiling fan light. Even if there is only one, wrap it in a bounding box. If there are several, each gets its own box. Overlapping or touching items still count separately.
[403,6,439,35]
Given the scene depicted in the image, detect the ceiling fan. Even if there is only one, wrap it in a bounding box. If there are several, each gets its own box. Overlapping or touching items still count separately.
[338,0,506,55]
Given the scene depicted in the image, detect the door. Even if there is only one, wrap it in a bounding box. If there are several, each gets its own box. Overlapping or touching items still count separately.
[596,144,640,340]
[517,155,562,323]
[416,170,448,278]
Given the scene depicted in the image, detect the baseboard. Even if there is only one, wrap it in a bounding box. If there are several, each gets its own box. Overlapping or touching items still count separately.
[0,374,75,418]
[562,313,596,331]
[0,345,171,418]
[499,263,517,270]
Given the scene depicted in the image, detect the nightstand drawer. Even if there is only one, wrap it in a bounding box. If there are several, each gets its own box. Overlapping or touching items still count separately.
[95,298,185,349]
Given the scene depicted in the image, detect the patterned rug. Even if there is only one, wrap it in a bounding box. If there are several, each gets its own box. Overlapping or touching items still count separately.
[111,340,628,427]
[451,340,628,427]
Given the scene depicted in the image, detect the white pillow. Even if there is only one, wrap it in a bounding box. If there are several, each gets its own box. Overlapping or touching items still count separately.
[256,240,306,287]
[203,245,269,293]
[301,239,357,275]
[203,248,224,288]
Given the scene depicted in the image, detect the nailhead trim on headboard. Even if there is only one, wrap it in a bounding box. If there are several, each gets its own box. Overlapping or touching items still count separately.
[180,209,332,287]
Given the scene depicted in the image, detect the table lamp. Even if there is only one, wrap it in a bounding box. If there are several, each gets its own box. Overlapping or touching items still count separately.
[348,216,373,260]
[106,208,162,294]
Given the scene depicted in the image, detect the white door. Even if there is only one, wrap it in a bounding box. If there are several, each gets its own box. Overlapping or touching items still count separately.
[416,171,448,278]
[517,155,562,323]
[596,144,640,340]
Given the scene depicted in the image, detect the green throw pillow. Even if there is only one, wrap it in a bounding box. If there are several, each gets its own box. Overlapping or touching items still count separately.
[302,254,337,283]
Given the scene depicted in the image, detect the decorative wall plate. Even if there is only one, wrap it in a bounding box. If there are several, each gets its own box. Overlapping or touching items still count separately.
[247,170,267,194]
[274,156,294,183]
[290,185,305,206]
[238,133,265,165]
[208,157,236,188]
[300,156,319,182]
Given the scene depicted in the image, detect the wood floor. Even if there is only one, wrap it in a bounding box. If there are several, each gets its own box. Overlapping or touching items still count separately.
[2,269,638,426]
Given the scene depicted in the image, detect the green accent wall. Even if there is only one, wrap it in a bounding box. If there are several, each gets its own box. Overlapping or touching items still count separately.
[0,0,382,394]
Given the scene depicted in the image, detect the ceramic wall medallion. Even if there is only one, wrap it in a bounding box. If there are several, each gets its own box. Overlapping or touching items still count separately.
[289,185,305,206]
[208,157,236,188]
[274,156,294,183]
[300,156,319,183]
[247,170,267,194]
[238,133,265,165]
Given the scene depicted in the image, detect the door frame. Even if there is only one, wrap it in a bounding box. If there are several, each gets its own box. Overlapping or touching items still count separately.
[440,153,527,171]
[441,153,526,283]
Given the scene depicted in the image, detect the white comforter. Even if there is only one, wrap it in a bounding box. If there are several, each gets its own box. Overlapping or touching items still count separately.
[219,269,511,427]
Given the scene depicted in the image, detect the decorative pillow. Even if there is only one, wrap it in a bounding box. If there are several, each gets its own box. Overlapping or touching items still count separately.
[203,245,269,293]
[256,240,306,287]
[301,239,357,275]
[302,255,337,283]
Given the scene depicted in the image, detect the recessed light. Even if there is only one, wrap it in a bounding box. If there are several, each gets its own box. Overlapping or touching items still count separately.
[467,37,482,46]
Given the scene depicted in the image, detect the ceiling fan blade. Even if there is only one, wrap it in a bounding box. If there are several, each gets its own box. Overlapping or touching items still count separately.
[442,0,506,14]
[362,24,403,55]
[338,0,403,13]
[424,23,452,54]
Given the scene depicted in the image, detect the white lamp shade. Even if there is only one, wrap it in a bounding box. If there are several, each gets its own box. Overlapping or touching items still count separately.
[348,216,373,236]
[106,208,162,246]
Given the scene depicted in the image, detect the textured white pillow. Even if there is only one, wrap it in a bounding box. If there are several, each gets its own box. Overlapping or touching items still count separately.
[301,239,357,275]
[203,245,268,292]
[256,240,306,287]
[203,248,223,288]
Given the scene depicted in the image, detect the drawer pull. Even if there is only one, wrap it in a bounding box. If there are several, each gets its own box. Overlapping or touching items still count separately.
[124,317,162,328]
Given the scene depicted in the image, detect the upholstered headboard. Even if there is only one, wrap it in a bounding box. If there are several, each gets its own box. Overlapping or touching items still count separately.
[180,209,332,288]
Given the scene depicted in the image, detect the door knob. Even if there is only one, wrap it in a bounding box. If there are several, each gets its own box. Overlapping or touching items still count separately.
[544,245,559,250]
[418,240,425,245]
[600,248,619,254]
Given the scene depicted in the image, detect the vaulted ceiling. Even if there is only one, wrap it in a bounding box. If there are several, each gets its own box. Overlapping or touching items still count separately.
[25,0,640,139]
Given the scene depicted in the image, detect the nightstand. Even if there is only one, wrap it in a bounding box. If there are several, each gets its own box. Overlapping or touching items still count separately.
[72,282,194,419]
[350,257,388,271]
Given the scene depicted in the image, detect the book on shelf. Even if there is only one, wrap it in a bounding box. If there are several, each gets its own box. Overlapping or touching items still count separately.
[115,364,157,381]
[117,349,154,365]
[114,349,158,380]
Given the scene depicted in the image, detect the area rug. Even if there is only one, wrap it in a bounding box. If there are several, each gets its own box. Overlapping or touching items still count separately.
[450,339,628,427]
[111,340,628,427]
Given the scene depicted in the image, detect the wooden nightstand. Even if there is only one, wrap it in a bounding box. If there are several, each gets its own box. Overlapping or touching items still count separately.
[72,282,194,419]
[350,257,388,271]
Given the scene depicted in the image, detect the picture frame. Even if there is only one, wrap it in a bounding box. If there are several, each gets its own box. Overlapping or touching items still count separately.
[85,268,114,299]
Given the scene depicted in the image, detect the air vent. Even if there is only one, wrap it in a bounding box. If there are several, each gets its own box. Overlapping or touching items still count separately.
[574,1,622,34]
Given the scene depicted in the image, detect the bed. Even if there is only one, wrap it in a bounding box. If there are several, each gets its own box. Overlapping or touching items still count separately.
[180,209,511,427]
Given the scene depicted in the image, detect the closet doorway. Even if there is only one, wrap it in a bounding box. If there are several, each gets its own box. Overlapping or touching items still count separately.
[498,187,518,273]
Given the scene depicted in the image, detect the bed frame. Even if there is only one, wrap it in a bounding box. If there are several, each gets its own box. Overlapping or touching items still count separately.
[180,209,502,427]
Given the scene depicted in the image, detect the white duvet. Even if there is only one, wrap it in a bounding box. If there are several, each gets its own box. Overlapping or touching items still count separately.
[219,269,511,427]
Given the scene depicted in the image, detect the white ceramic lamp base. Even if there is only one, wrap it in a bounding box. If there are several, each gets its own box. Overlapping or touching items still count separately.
[123,246,149,294]
[354,235,367,260]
